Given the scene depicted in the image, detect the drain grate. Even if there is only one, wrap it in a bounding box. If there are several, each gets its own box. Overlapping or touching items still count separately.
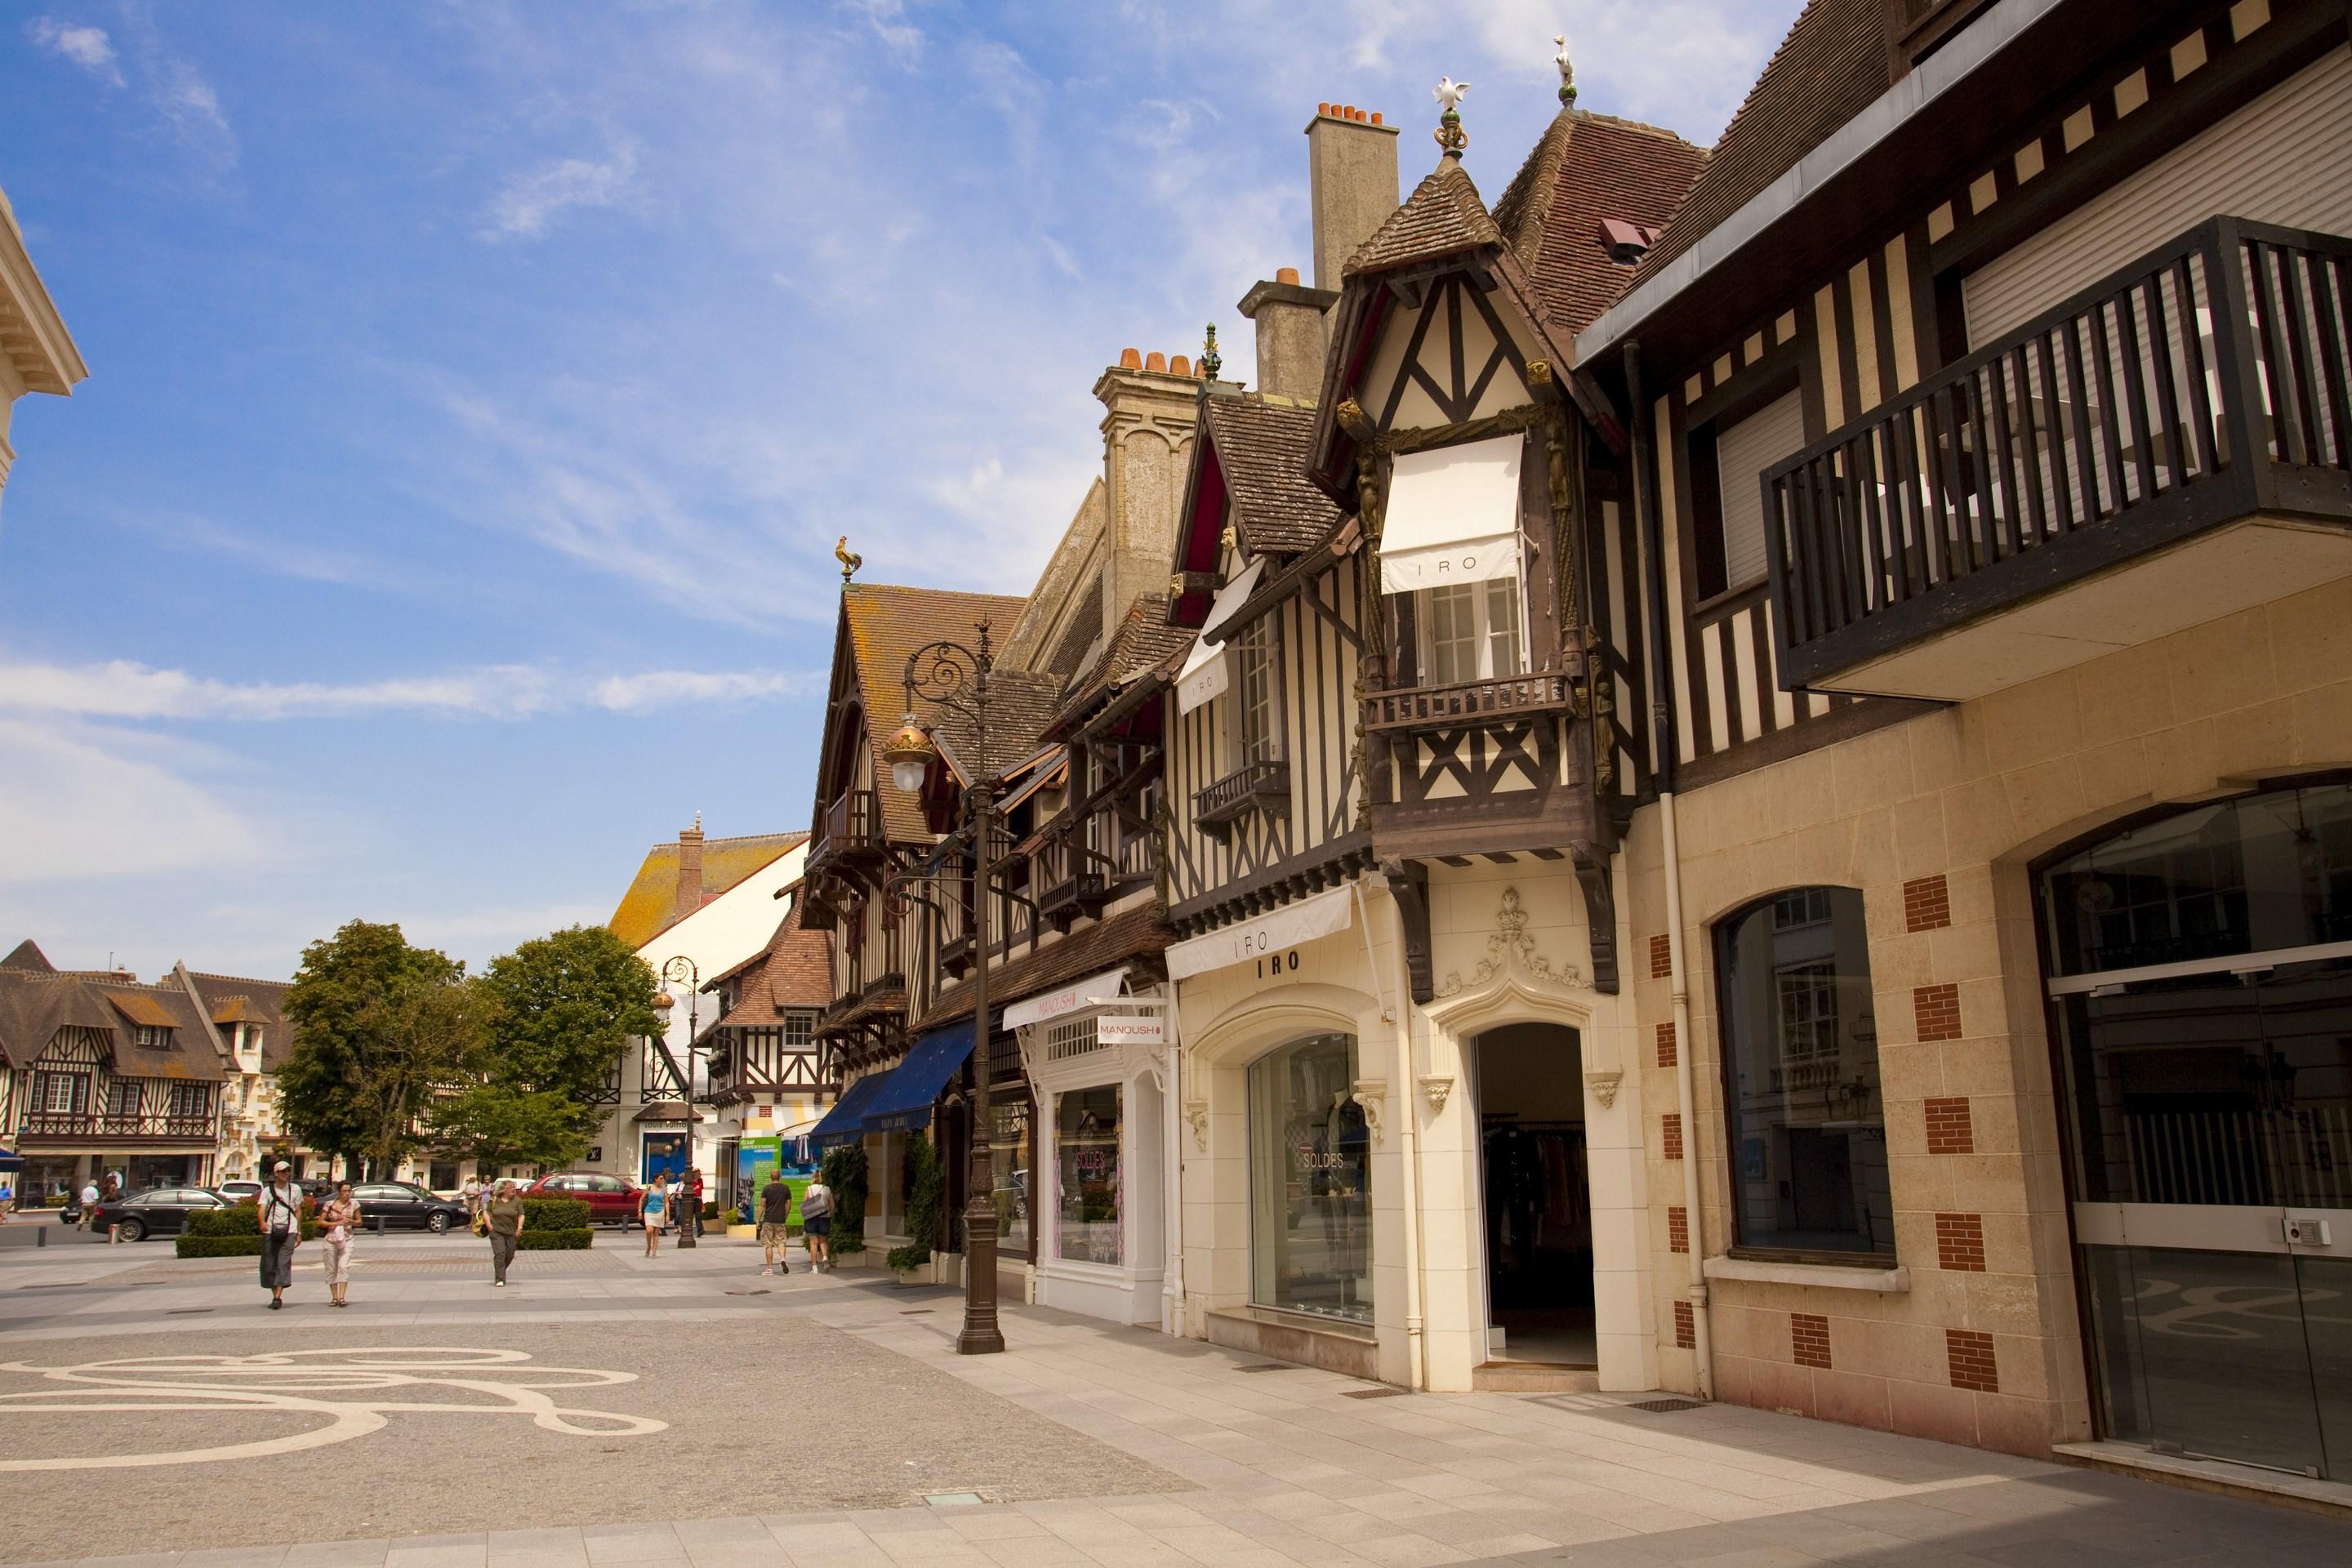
[901,1308,934,1315]
[166,1307,213,1316]
[723,1288,772,1296]
[1236,1361,1303,1373]
[1627,1397,1705,1414]
[1342,1386,1409,1399]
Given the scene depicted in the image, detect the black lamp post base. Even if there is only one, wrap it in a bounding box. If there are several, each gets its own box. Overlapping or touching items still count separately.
[956,1196,1004,1355]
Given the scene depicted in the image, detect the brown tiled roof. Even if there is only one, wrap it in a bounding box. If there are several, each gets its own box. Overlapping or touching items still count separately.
[915,905,1171,1031]
[1202,394,1344,555]
[187,972,296,1073]
[697,890,834,1040]
[1343,157,1500,278]
[2,939,54,973]
[1048,594,1194,737]
[0,971,113,1070]
[608,831,807,951]
[840,583,1031,841]
[0,970,230,1080]
[1492,109,1707,338]
[1635,0,1889,281]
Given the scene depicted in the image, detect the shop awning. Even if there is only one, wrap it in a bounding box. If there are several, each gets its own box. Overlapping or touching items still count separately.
[1379,434,1523,593]
[808,1071,893,1152]
[1165,884,1356,981]
[859,1020,977,1136]
[1001,966,1129,1031]
[1174,558,1267,715]
[0,1147,22,1172]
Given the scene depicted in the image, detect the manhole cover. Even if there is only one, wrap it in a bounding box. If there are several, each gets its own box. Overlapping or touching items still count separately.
[1628,1398,1705,1413]
[1342,1387,1408,1399]
[1236,1362,1302,1373]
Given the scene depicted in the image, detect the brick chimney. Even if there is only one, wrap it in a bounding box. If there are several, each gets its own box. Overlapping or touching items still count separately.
[1238,266,1338,400]
[1305,105,1401,292]
[1091,354,1201,627]
[673,814,705,925]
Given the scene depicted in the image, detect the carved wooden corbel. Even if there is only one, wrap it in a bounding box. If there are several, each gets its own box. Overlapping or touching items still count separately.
[1575,853,1619,995]
[1379,858,1434,1004]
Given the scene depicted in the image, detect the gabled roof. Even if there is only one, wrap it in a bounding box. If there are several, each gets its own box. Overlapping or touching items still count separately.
[0,186,88,396]
[2,939,53,973]
[1200,394,1344,556]
[1048,592,1195,738]
[1634,0,1887,282]
[186,972,296,1072]
[1493,109,1707,338]
[1343,158,1501,279]
[608,831,807,951]
[834,583,1030,842]
[0,968,226,1080]
[697,888,835,1040]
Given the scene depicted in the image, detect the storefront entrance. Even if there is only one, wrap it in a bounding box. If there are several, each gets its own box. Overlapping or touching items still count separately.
[1474,1023,1592,1367]
[2042,781,2352,1481]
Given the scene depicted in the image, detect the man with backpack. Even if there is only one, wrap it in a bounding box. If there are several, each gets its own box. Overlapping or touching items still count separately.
[258,1162,305,1309]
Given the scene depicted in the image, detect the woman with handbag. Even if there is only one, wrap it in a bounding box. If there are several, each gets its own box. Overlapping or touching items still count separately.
[320,1183,361,1307]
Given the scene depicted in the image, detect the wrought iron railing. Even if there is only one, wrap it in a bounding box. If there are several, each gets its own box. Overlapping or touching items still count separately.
[1765,217,2352,688]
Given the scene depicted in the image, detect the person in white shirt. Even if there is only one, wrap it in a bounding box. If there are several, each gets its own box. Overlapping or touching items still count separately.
[257,1162,305,1309]
[77,1181,98,1230]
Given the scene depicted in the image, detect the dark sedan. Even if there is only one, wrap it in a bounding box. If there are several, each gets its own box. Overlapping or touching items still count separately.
[350,1182,469,1233]
[87,1186,232,1242]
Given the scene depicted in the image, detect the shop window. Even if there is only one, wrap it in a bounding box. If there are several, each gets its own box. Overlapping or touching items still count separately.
[1054,1085,1122,1266]
[1248,1033,1372,1322]
[987,1096,1031,1255]
[1715,888,1893,1258]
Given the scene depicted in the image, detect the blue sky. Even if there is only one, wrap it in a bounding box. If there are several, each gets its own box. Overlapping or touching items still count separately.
[0,1,1801,979]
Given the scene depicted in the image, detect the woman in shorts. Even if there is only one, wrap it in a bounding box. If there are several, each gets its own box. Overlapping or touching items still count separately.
[799,1171,833,1272]
[638,1178,666,1256]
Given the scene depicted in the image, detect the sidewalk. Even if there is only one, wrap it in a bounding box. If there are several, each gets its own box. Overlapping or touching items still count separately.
[10,1260,2345,1567]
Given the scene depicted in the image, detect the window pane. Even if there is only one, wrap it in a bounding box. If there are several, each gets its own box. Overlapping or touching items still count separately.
[1716,888,1892,1255]
[1249,1033,1373,1321]
[1484,576,1523,676]
[1054,1085,1121,1265]
[1425,586,1476,685]
[988,1097,1031,1254]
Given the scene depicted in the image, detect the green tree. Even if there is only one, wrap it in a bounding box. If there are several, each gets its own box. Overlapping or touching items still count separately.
[432,924,661,1170]
[279,921,481,1178]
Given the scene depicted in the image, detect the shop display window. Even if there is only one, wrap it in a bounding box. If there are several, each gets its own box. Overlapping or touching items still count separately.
[1247,1032,1372,1323]
[1054,1084,1121,1265]
[988,1096,1031,1254]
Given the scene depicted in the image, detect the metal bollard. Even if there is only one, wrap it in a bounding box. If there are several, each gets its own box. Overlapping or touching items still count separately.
[36,1225,45,1249]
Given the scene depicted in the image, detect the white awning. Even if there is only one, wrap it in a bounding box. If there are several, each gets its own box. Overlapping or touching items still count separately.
[1001,966,1131,1031]
[1165,884,1355,981]
[1379,434,1524,593]
[1174,557,1268,715]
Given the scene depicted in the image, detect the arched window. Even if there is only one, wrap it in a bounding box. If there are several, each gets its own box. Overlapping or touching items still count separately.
[1714,888,1891,1258]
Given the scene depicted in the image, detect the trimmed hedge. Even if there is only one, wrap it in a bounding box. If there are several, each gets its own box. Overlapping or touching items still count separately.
[517,1197,589,1231]
[176,1233,269,1258]
[515,1227,593,1251]
[186,1202,323,1241]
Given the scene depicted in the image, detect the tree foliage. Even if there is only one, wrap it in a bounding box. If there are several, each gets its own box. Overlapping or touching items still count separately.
[278,921,481,1178]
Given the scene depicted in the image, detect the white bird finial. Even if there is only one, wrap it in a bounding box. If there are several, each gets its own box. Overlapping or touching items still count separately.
[1554,36,1577,107]
[1432,78,1470,114]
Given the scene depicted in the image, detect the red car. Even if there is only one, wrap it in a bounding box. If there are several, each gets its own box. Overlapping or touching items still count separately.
[522,1173,644,1226]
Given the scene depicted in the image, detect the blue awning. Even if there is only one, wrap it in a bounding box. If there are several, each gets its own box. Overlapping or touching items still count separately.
[807,1072,893,1152]
[0,1147,22,1173]
[859,1020,977,1135]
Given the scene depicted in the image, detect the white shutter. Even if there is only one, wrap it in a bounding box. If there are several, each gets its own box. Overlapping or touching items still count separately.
[1965,48,2352,345]
[1716,390,1807,592]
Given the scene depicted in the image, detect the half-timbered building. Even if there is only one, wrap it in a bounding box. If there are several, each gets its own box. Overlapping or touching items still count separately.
[696,880,835,1207]
[1561,0,2352,1483]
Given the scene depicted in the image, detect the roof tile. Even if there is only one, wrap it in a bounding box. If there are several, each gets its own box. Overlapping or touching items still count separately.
[1202,395,1345,556]
[1492,109,1707,338]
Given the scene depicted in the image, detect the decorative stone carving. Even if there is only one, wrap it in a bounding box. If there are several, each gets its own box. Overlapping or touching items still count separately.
[1419,1075,1454,1114]
[1183,1100,1209,1152]
[1352,1078,1388,1144]
[1584,1069,1624,1110]
[1435,886,1582,998]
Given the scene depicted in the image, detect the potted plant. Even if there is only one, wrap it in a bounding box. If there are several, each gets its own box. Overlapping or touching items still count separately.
[885,1242,931,1285]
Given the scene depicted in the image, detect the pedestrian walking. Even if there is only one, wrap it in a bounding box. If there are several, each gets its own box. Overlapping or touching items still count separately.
[321,1182,360,1307]
[259,1162,305,1309]
[77,1178,99,1230]
[485,1178,525,1286]
[800,1170,833,1272]
[639,1178,666,1256]
[684,1166,705,1239]
[758,1172,792,1276]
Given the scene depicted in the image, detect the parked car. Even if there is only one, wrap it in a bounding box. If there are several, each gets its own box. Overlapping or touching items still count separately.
[216,1180,262,1203]
[350,1182,469,1233]
[86,1186,233,1242]
[523,1172,643,1226]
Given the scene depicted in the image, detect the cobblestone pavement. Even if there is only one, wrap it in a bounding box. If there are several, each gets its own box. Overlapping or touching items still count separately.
[0,1236,2344,1566]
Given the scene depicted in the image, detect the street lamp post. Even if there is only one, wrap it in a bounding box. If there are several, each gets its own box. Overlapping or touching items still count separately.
[880,622,1005,1356]
[653,956,702,1249]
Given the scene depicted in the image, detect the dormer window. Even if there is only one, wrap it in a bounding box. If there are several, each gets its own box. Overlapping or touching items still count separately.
[1597,217,1659,265]
[134,1024,172,1049]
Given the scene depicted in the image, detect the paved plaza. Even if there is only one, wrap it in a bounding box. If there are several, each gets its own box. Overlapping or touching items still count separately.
[0,1221,2342,1567]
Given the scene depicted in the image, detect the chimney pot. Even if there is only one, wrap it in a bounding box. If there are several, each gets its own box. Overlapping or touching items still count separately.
[1318,102,1331,116]
[1370,111,1383,126]
[1342,105,1356,118]
[1276,266,1299,285]
[1144,350,1167,372]
[1119,347,1142,370]
[1170,354,1192,376]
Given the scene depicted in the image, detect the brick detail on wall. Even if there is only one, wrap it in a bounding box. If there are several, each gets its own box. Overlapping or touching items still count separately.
[1926,1096,1976,1154]
[1904,873,1953,933]
[1673,1300,1695,1349]
[1947,1328,1999,1392]
[1791,1312,1832,1370]
[1936,1212,1988,1272]
[1662,1112,1684,1160]
[1668,1206,1688,1254]
[1915,982,1963,1042]
[1655,1021,1677,1068]
[1649,933,1673,979]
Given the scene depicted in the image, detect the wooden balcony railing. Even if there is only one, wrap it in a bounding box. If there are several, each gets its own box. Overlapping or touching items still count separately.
[1765,217,2352,691]
[1194,759,1289,830]
[18,1111,220,1142]
[810,787,884,867]
[1367,671,1576,732]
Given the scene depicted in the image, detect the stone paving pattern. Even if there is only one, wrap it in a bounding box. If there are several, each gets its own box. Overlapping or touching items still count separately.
[0,1232,2344,1567]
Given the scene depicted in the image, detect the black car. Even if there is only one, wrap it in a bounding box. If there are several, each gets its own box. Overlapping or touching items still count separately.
[86,1186,233,1242]
[350,1182,469,1233]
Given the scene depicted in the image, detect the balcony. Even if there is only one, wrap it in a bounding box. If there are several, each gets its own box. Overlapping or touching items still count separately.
[18,1111,220,1145]
[1363,669,1605,862]
[807,787,884,875]
[939,929,976,979]
[1194,759,1289,833]
[1766,217,2352,703]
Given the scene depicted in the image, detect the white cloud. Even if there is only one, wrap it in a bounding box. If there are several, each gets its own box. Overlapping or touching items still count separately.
[481,138,639,240]
[841,0,921,62]
[0,719,262,884]
[0,658,822,724]
[27,17,121,84]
